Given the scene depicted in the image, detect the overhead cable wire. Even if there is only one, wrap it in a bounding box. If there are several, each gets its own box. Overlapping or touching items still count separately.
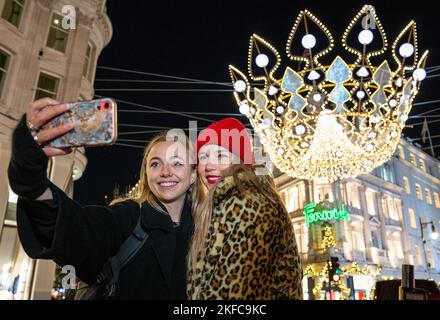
[118,138,150,143]
[422,144,440,150]
[95,88,233,92]
[94,94,216,123]
[115,142,147,149]
[408,118,440,126]
[119,123,175,129]
[97,66,231,87]
[411,134,440,142]
[411,105,440,116]
[119,109,243,116]
[95,79,232,85]
[119,130,173,136]
[412,99,440,107]
[409,115,440,118]
[426,65,440,70]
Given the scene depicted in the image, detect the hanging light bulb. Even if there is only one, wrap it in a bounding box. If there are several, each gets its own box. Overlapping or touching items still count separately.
[239,102,250,114]
[301,34,316,49]
[413,68,426,81]
[358,29,374,45]
[255,54,269,68]
[399,43,414,58]
[276,105,285,114]
[234,80,246,92]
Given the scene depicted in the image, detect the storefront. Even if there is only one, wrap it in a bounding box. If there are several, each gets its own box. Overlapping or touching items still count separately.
[0,189,35,300]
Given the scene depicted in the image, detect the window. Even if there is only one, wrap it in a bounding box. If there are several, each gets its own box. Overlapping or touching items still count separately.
[0,49,10,98]
[437,251,440,270]
[83,43,95,80]
[389,232,404,260]
[371,229,380,248]
[415,246,423,267]
[420,159,426,172]
[410,153,417,166]
[415,183,423,200]
[280,190,287,210]
[351,228,363,252]
[434,192,440,208]
[377,163,395,183]
[408,208,417,229]
[387,198,399,221]
[298,183,306,209]
[347,184,361,209]
[425,188,432,205]
[403,176,411,194]
[381,198,389,219]
[366,191,376,215]
[34,72,60,100]
[426,248,434,269]
[282,185,301,213]
[1,0,25,28]
[293,223,308,254]
[46,13,70,53]
[398,145,405,160]
[340,184,347,203]
[317,184,333,202]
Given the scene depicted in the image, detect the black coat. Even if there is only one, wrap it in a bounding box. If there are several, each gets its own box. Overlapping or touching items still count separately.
[17,182,193,300]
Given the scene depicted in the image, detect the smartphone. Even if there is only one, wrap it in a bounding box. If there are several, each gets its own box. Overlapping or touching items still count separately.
[42,98,118,148]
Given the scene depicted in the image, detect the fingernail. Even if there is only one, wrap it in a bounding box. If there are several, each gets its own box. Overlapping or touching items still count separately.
[63,103,71,111]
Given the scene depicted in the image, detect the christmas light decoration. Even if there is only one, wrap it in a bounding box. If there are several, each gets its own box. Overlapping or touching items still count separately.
[229,4,428,182]
[304,262,382,300]
[320,224,336,252]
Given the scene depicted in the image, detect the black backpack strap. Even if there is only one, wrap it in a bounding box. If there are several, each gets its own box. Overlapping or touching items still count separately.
[96,204,148,298]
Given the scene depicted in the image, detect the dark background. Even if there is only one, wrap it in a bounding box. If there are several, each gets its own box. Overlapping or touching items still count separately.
[73,0,440,205]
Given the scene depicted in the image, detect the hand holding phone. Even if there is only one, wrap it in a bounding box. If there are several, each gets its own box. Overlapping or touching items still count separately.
[42,98,118,148]
[25,97,118,157]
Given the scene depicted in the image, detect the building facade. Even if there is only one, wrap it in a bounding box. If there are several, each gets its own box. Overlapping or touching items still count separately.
[0,0,112,299]
[275,138,440,300]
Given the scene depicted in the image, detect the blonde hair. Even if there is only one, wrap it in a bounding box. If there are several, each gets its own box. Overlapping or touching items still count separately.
[187,163,283,276]
[111,130,195,212]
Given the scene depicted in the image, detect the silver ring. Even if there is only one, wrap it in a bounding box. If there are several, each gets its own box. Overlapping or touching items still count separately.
[27,121,36,131]
[32,133,41,146]
[27,120,40,133]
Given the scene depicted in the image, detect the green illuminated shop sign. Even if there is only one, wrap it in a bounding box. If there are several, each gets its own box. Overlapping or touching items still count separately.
[303,202,350,228]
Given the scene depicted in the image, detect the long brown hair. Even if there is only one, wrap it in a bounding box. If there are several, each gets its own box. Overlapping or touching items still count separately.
[187,163,283,275]
[111,130,195,212]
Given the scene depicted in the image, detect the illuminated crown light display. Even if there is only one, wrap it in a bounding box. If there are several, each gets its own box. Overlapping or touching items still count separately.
[229,4,428,182]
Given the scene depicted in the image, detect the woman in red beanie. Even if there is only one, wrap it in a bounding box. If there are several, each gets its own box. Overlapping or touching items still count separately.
[187,117,303,299]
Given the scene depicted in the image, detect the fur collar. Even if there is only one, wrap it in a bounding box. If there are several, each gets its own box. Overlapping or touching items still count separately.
[212,172,267,204]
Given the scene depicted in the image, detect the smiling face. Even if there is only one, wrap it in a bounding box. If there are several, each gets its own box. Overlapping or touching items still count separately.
[197,144,238,189]
[147,141,196,205]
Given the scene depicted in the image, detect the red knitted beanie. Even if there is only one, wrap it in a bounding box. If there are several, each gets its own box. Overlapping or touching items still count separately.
[195,118,254,166]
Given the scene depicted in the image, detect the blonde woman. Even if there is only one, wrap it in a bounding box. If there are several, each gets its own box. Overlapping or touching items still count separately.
[8,98,196,299]
[187,117,303,299]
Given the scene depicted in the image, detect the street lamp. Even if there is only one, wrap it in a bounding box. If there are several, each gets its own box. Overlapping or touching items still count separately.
[419,218,438,279]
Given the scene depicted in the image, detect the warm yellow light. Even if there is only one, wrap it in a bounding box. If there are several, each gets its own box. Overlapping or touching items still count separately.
[229,5,427,182]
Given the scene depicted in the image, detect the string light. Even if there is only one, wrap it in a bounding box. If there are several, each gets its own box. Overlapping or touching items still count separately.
[304,262,382,300]
[320,224,336,252]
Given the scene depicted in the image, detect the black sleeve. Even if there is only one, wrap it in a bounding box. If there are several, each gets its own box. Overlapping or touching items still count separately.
[7,115,51,200]
[26,199,58,249]
[17,183,140,284]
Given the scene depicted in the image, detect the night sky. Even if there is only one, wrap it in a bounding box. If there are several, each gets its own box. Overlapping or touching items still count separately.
[73,0,440,205]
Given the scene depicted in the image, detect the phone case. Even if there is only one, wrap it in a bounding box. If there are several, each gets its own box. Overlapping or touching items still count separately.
[43,98,118,148]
